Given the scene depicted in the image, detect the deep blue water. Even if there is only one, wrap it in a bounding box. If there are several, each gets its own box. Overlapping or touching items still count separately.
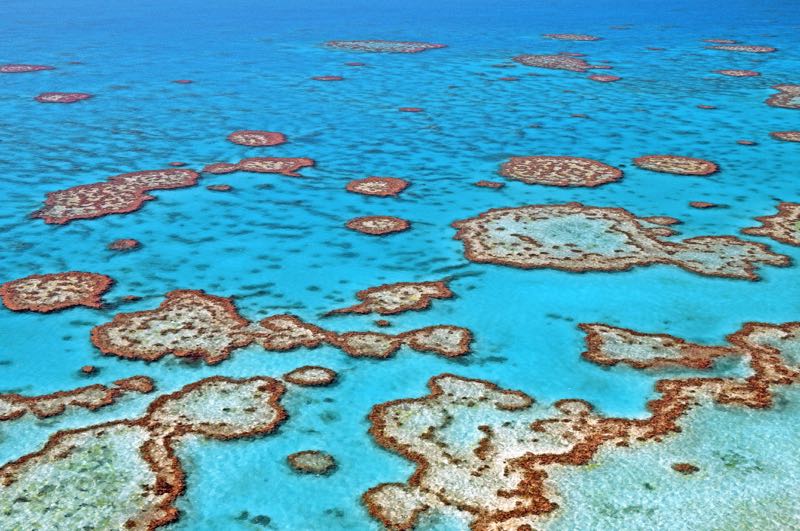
[1,0,799,529]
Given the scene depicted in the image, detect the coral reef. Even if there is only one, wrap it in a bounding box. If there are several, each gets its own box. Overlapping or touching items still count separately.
[325,40,446,53]
[0,376,286,530]
[0,272,113,312]
[499,156,622,187]
[743,202,800,246]
[633,155,718,175]
[327,280,452,316]
[32,168,199,224]
[346,177,410,197]
[452,202,788,280]
[346,216,410,235]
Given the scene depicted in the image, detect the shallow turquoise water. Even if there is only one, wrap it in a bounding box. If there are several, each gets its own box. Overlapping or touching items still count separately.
[1,0,799,529]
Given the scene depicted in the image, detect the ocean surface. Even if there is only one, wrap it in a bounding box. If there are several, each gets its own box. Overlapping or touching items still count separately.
[1,0,799,529]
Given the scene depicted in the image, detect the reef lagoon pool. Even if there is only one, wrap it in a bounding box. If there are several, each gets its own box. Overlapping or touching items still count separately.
[1,0,800,529]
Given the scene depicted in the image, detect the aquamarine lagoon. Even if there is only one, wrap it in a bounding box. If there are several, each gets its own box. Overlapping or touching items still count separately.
[0,0,799,529]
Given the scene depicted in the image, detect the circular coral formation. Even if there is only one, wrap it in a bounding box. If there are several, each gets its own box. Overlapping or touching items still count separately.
[108,239,140,251]
[513,54,595,72]
[766,85,800,110]
[34,92,92,103]
[283,366,337,386]
[714,69,760,77]
[707,44,776,53]
[1,64,54,73]
[32,169,199,224]
[633,155,718,175]
[499,156,622,187]
[287,451,337,475]
[588,74,620,82]
[543,33,601,41]
[80,365,96,375]
[227,130,286,147]
[0,272,113,312]
[325,40,446,53]
[771,131,800,142]
[207,184,232,191]
[346,216,410,235]
[451,202,788,280]
[346,177,409,197]
[334,332,401,358]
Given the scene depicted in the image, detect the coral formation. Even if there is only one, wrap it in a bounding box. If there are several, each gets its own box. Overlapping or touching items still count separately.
[499,156,622,187]
[33,168,199,224]
[346,216,410,235]
[743,202,800,246]
[0,376,286,530]
[0,272,113,312]
[327,280,452,316]
[227,131,286,147]
[325,40,446,53]
[346,177,410,197]
[452,202,788,280]
[633,155,718,175]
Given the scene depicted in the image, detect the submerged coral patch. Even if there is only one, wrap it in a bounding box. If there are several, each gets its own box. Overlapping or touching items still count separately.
[770,131,800,142]
[0,377,154,421]
[1,64,54,73]
[324,40,446,53]
[363,320,800,529]
[475,180,505,188]
[108,238,141,251]
[283,366,337,386]
[451,202,788,280]
[713,69,760,77]
[346,216,410,235]
[312,75,344,81]
[513,53,597,72]
[743,202,800,246]
[543,33,601,41]
[346,177,409,197]
[34,92,92,103]
[398,107,423,112]
[587,74,620,82]
[288,451,337,475]
[499,156,622,187]
[32,168,199,224]
[633,155,718,175]
[227,130,286,147]
[707,44,776,53]
[91,290,254,364]
[0,376,285,530]
[327,280,453,316]
[0,272,113,312]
